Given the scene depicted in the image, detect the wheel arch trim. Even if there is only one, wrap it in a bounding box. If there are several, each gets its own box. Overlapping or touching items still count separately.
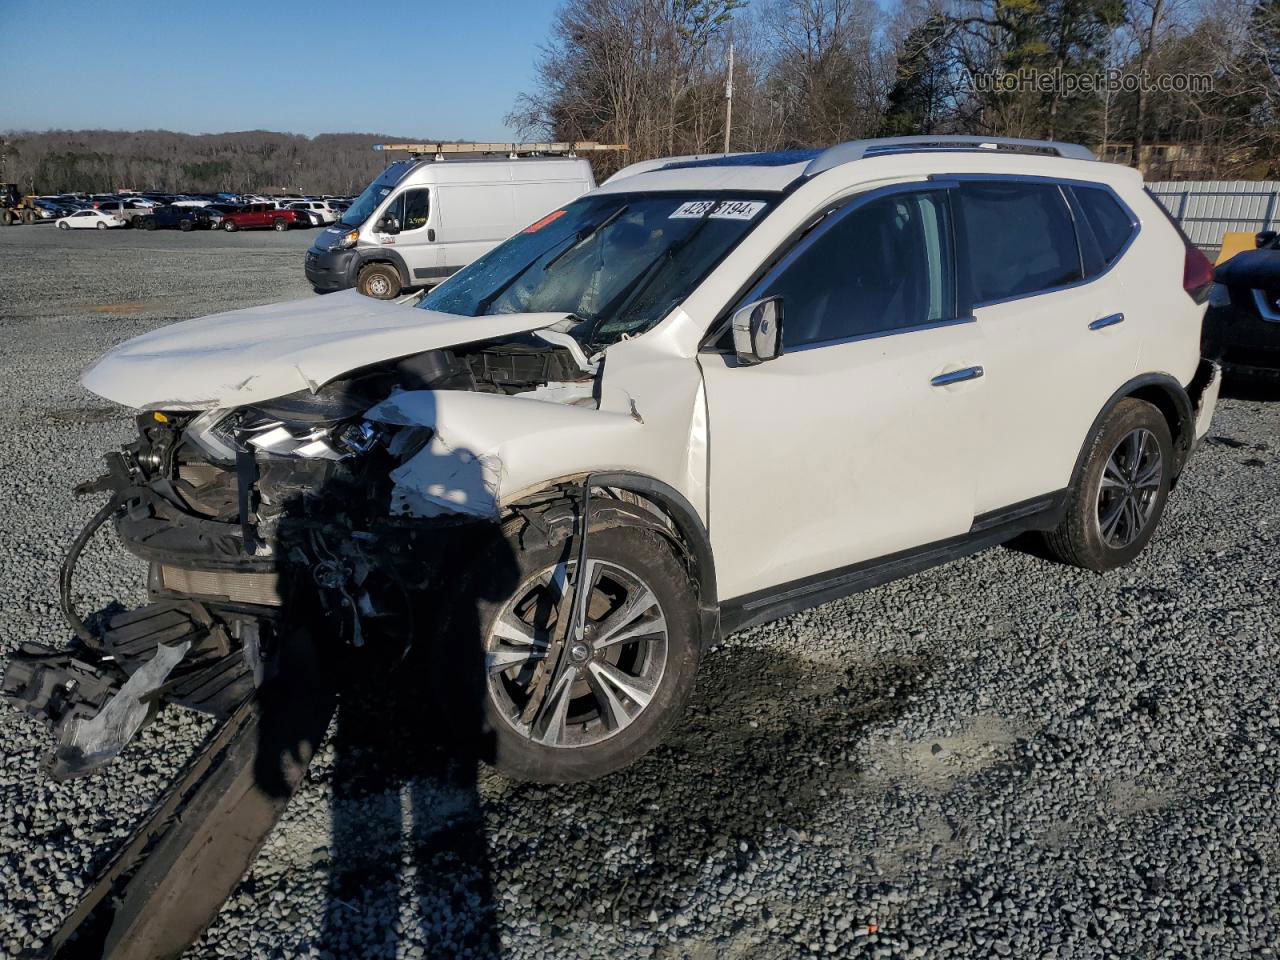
[352,249,411,289]
[505,471,719,646]
[1070,373,1194,490]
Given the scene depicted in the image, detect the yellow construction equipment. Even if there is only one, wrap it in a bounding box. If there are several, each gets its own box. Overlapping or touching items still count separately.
[0,182,41,225]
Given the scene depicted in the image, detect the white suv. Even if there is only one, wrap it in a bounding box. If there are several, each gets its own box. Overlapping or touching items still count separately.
[18,137,1222,785]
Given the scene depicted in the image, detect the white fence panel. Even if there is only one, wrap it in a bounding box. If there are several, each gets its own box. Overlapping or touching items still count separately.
[1147,180,1280,250]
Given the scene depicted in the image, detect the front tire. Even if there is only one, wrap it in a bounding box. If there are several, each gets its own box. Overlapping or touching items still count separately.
[96,221,106,230]
[223,220,237,232]
[1043,398,1173,571]
[273,218,288,232]
[57,220,70,230]
[356,262,400,299]
[179,219,193,232]
[433,510,701,782]
[144,217,157,230]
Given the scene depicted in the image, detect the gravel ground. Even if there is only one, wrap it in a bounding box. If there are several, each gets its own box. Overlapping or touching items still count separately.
[1,223,1278,960]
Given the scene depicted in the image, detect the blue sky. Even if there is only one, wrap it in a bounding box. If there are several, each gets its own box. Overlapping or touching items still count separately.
[0,0,564,139]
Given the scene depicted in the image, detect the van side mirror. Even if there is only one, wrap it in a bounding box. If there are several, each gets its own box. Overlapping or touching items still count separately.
[377,216,401,235]
[1256,230,1277,248]
[731,297,783,365]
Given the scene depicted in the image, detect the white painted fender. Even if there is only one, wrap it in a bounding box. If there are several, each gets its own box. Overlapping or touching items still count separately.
[365,327,709,523]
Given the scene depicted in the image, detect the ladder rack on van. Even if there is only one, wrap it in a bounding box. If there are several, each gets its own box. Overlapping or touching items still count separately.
[372,141,628,160]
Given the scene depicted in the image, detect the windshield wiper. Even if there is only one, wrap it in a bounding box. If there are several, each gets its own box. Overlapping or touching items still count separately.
[474,206,628,315]
[541,204,629,274]
[586,201,720,346]
[474,205,628,316]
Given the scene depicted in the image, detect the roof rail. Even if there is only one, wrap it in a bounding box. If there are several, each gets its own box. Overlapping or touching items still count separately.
[805,136,1096,177]
[603,152,744,185]
[373,141,628,158]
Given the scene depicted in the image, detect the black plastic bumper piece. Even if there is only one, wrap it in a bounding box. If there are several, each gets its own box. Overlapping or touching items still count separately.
[2,642,123,735]
[305,247,358,291]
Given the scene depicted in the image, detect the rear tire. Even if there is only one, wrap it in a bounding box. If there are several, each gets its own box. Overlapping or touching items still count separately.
[96,221,106,230]
[223,220,237,232]
[432,510,701,782]
[179,219,193,232]
[273,218,288,232]
[1042,398,1173,571]
[356,262,400,299]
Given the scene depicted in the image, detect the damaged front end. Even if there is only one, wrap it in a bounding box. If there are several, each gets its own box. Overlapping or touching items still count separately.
[4,330,598,782]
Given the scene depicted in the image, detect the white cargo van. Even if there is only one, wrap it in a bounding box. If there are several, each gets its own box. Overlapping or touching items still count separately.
[305,155,595,299]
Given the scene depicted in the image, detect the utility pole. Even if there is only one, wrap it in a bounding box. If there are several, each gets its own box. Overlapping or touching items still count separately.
[723,43,734,155]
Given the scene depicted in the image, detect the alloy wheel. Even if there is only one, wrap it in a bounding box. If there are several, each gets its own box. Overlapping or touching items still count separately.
[485,558,669,749]
[1095,427,1162,549]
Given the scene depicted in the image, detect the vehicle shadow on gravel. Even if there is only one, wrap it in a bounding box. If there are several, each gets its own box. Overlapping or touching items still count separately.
[488,645,939,930]
[258,444,516,960]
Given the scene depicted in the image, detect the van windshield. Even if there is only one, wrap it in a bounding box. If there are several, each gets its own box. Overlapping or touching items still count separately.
[340,181,395,227]
[419,193,774,348]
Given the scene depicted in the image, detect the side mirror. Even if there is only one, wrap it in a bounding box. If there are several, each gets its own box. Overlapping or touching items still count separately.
[731,296,784,365]
[1256,230,1277,249]
[377,216,401,235]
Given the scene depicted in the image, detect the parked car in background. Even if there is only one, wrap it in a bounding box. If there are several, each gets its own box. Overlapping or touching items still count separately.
[306,155,595,298]
[220,203,305,232]
[1203,230,1280,377]
[286,202,331,225]
[94,200,150,227]
[139,205,219,231]
[169,196,212,207]
[57,209,126,229]
[32,199,70,219]
[288,200,340,224]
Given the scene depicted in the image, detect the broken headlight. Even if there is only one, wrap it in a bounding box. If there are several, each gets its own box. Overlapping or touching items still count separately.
[186,388,385,463]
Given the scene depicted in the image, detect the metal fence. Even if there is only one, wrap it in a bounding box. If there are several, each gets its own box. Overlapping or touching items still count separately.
[1147,180,1280,252]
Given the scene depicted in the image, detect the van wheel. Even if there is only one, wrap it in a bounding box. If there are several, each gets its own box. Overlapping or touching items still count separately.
[431,509,700,783]
[273,218,288,232]
[1043,398,1173,571]
[357,263,400,299]
[223,220,237,232]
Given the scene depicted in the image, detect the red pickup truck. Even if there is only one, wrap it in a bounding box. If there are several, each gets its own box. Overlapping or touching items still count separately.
[218,203,305,232]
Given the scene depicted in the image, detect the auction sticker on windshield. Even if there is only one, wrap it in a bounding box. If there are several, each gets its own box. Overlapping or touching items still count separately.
[670,200,766,220]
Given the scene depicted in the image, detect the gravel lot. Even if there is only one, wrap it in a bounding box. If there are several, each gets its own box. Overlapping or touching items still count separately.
[1,223,1278,960]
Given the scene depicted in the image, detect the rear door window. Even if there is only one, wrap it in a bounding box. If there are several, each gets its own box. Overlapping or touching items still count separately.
[954,182,1082,305]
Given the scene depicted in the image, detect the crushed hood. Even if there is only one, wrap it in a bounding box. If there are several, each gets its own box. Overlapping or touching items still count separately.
[81,290,568,411]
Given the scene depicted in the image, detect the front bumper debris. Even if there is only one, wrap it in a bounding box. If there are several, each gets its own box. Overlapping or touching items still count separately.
[2,599,255,780]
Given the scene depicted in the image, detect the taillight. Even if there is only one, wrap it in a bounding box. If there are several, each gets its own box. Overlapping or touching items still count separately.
[1183,242,1214,304]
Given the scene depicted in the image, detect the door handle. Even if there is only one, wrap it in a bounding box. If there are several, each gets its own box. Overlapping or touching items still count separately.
[428,228,435,241]
[1089,312,1125,330]
[931,365,984,387]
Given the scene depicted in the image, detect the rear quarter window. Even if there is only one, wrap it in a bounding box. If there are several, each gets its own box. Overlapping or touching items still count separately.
[1074,186,1136,265]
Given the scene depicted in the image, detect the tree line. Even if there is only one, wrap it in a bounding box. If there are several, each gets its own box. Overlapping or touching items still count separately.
[0,130,422,195]
[507,0,1280,180]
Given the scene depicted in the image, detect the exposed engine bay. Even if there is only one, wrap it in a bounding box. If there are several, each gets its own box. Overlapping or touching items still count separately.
[5,332,599,782]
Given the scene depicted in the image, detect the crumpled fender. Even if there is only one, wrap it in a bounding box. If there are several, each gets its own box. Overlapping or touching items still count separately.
[365,332,709,522]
